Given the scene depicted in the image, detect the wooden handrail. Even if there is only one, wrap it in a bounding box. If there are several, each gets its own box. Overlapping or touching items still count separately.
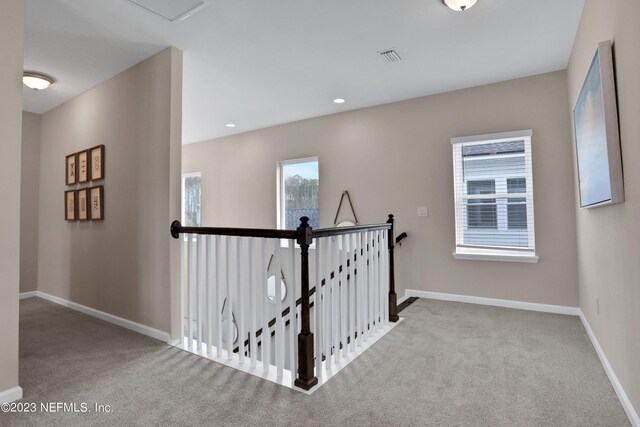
[171,220,391,240]
[311,223,391,238]
[171,221,297,240]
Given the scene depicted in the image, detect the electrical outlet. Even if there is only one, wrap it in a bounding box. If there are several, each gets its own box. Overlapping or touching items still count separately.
[596,297,599,314]
[417,206,428,217]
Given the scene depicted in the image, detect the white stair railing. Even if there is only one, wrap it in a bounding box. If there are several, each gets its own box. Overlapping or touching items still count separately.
[171,215,400,392]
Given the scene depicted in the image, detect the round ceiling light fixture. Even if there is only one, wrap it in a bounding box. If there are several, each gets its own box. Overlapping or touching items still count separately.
[23,72,54,90]
[226,123,236,128]
[442,0,477,11]
[333,98,346,104]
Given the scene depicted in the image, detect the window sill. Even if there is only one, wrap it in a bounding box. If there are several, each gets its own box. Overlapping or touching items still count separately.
[452,248,539,263]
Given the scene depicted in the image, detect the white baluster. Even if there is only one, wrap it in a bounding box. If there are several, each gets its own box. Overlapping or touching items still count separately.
[226,237,233,360]
[314,237,322,377]
[196,235,203,353]
[349,233,355,353]
[323,237,331,371]
[383,231,389,325]
[274,241,283,378]
[180,235,185,347]
[374,231,379,333]
[368,231,374,340]
[249,238,257,369]
[237,238,245,364]
[261,239,270,372]
[206,235,213,354]
[351,233,362,350]
[331,236,339,365]
[289,239,297,385]
[215,235,222,357]
[187,234,194,350]
[340,234,347,359]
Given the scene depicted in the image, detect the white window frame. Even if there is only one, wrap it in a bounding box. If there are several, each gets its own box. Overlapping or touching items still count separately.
[181,172,202,226]
[451,130,538,263]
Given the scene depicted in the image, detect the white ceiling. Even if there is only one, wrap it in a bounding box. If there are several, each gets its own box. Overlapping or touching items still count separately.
[23,0,585,144]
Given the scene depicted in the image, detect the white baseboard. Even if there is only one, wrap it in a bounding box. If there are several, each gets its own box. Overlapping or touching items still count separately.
[20,291,170,343]
[0,386,23,404]
[19,291,37,300]
[403,289,581,316]
[579,311,639,427]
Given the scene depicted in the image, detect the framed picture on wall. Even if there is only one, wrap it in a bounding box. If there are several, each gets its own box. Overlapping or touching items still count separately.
[65,153,77,185]
[573,40,624,208]
[90,145,105,181]
[90,185,104,220]
[77,149,91,183]
[77,188,89,221]
[65,190,77,221]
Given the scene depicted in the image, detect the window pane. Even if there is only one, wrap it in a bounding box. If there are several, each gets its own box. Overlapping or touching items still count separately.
[467,200,497,228]
[183,175,201,227]
[507,178,526,194]
[467,180,496,229]
[282,160,319,230]
[508,197,527,229]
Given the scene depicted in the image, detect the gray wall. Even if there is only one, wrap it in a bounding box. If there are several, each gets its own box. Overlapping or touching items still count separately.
[567,0,640,414]
[0,0,24,396]
[21,112,41,293]
[183,70,579,307]
[37,47,183,335]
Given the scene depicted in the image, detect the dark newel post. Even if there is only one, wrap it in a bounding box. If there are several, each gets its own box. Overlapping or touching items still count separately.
[294,217,319,390]
[387,214,399,322]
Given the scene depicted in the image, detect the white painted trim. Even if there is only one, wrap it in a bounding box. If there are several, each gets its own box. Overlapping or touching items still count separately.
[402,289,580,316]
[451,129,533,145]
[19,291,37,300]
[452,250,539,263]
[0,386,23,404]
[579,311,639,427]
[20,291,170,343]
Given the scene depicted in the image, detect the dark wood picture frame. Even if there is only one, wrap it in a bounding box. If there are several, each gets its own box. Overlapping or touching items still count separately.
[77,149,91,183]
[65,190,77,221]
[90,145,105,181]
[89,185,104,221]
[65,153,78,186]
[77,188,90,221]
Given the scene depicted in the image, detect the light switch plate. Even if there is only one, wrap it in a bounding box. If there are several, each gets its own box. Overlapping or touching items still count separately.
[417,206,428,217]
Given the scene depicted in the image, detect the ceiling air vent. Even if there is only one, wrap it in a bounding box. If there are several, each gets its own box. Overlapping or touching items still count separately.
[127,0,208,22]
[378,49,402,63]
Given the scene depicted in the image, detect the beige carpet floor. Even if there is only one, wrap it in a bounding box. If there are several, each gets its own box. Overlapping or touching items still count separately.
[0,297,629,426]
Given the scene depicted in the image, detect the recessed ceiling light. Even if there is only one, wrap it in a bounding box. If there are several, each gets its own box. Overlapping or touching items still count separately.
[333,98,346,104]
[442,0,477,11]
[23,72,54,90]
[226,123,236,128]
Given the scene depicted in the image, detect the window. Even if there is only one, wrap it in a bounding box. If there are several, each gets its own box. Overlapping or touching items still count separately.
[182,173,201,227]
[451,130,537,263]
[277,158,319,230]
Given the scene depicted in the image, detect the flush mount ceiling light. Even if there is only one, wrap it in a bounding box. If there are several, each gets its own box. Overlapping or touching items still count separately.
[225,123,236,128]
[333,98,346,104]
[23,72,54,90]
[442,0,477,11]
